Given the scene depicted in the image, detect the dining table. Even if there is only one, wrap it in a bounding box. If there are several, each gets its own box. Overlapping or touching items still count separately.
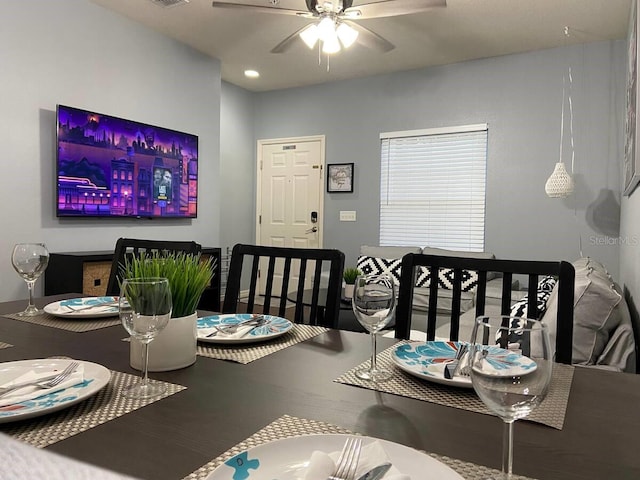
[0,293,639,480]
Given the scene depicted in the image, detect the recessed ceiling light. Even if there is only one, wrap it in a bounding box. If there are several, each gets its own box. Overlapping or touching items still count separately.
[244,70,260,78]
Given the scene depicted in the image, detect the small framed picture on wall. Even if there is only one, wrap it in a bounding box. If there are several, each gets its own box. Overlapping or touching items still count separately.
[327,163,354,193]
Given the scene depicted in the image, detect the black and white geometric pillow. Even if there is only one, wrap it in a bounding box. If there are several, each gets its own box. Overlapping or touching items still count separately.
[538,275,557,293]
[415,267,479,292]
[509,275,557,319]
[356,256,402,285]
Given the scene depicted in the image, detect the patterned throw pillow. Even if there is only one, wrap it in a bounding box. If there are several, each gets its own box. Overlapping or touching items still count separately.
[356,256,402,285]
[415,266,479,292]
[509,275,558,319]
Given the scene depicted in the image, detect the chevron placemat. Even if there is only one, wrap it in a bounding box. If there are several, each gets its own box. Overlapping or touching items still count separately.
[334,342,573,430]
[0,370,186,447]
[2,312,121,332]
[196,324,329,364]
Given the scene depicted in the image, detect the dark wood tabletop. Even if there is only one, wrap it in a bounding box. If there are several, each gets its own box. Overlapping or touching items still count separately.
[0,295,639,480]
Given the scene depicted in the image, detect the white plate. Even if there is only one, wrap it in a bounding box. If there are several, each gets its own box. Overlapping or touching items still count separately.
[205,433,463,480]
[0,359,111,423]
[392,341,537,388]
[392,341,473,388]
[44,297,119,319]
[197,314,293,344]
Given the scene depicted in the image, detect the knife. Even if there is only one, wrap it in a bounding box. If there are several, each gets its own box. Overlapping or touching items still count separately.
[356,462,392,480]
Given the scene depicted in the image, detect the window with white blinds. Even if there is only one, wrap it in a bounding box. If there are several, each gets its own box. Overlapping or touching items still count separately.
[380,124,488,252]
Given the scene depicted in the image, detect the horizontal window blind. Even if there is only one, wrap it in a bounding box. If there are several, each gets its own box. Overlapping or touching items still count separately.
[380,125,487,252]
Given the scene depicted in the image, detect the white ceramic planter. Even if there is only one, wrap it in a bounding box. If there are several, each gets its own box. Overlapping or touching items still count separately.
[344,283,355,300]
[130,312,197,372]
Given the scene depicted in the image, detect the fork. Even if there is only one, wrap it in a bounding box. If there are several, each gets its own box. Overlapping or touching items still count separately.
[328,436,362,480]
[460,348,489,376]
[0,361,80,398]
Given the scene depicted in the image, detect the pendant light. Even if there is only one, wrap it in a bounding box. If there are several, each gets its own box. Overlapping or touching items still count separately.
[545,27,575,198]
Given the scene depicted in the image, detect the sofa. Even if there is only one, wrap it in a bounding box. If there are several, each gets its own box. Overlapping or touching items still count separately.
[357,246,636,373]
[357,244,524,316]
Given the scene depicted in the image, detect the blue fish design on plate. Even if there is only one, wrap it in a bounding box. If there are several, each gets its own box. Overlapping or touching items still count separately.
[391,341,536,388]
[197,314,293,345]
[0,359,111,423]
[44,297,119,319]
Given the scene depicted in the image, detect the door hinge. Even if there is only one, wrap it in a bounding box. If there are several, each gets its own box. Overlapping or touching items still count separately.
[258,215,261,224]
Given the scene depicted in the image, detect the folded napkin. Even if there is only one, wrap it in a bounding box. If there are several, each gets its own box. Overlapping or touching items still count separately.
[50,304,117,315]
[0,364,85,407]
[304,440,410,480]
[199,325,256,339]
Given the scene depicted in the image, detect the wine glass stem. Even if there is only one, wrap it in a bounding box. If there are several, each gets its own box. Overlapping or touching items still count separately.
[26,280,36,309]
[141,341,150,387]
[370,332,377,372]
[502,420,514,479]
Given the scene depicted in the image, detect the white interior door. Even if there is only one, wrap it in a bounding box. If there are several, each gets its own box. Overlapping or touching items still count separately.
[257,135,325,294]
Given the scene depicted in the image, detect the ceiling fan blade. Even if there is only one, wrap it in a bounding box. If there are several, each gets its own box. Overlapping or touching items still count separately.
[344,20,394,53]
[271,24,314,54]
[211,1,309,16]
[344,0,446,19]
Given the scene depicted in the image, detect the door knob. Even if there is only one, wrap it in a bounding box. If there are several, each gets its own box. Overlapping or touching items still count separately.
[305,226,318,234]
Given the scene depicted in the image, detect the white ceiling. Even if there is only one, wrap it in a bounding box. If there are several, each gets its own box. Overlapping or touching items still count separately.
[89,0,632,92]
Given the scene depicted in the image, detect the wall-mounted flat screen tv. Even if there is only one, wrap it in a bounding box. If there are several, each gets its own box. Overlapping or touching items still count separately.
[56,104,198,218]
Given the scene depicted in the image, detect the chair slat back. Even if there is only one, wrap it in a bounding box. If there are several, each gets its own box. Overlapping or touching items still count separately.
[222,243,345,327]
[106,237,201,296]
[395,253,575,364]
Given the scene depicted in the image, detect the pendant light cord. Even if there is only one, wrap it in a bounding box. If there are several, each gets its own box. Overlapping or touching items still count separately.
[568,65,575,176]
[559,72,566,164]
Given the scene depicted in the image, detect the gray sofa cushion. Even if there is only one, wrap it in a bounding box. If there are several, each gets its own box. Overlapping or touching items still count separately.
[411,286,475,313]
[422,247,498,282]
[541,257,634,370]
[421,247,495,260]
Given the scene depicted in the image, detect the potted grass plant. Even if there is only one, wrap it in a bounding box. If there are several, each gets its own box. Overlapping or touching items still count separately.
[343,267,362,300]
[122,251,215,371]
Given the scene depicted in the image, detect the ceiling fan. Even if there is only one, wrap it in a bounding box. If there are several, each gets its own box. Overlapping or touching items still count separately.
[211,0,446,55]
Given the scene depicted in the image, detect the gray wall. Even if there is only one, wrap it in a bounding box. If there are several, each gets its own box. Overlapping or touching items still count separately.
[220,82,255,255]
[252,41,625,281]
[1,0,221,302]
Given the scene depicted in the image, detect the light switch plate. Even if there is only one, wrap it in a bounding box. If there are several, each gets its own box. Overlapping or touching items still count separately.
[340,211,356,221]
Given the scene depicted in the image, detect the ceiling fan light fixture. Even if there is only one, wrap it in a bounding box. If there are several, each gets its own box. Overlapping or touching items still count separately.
[300,24,319,48]
[322,31,341,54]
[317,16,336,39]
[336,22,358,48]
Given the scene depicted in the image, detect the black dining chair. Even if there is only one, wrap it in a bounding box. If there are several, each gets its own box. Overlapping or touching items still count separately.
[395,253,576,364]
[222,243,345,328]
[105,237,202,296]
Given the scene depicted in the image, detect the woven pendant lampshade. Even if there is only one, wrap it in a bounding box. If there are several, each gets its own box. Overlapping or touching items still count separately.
[545,26,576,199]
[545,162,574,197]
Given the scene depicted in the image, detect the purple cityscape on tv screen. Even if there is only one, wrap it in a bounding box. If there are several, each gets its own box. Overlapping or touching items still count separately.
[56,104,198,218]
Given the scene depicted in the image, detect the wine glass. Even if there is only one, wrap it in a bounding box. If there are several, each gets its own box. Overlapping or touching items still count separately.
[119,278,172,399]
[352,274,396,381]
[11,243,50,317]
[469,315,552,479]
